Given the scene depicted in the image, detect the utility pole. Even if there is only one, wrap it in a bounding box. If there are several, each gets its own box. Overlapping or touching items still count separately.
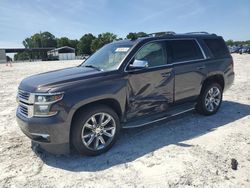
[40,31,43,48]
[40,31,43,60]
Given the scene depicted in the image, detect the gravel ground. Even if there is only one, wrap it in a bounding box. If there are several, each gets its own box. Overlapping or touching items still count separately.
[0,55,250,188]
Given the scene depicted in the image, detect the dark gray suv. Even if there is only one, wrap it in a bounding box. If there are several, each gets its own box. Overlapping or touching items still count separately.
[16,32,234,155]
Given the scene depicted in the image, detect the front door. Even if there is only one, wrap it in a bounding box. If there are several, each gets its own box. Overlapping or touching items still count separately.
[125,41,174,120]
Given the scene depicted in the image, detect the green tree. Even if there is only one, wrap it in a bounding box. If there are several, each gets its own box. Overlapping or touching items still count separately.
[40,32,57,47]
[226,40,234,46]
[57,37,71,47]
[91,32,117,52]
[21,31,57,60]
[57,37,78,54]
[23,38,34,48]
[126,32,147,40]
[77,33,96,55]
[14,51,30,61]
[16,31,127,60]
[90,39,100,53]
[226,39,250,46]
[23,32,56,48]
[69,39,79,50]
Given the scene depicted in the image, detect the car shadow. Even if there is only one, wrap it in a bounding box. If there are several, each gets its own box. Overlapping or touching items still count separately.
[36,100,250,172]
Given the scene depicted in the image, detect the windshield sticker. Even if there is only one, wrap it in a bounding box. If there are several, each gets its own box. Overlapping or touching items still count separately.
[115,47,130,52]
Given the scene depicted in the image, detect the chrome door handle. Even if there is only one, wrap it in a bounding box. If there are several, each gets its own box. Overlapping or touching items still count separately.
[196,66,205,70]
[161,72,171,77]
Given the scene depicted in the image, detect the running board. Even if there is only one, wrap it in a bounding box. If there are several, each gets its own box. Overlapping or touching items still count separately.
[122,104,195,129]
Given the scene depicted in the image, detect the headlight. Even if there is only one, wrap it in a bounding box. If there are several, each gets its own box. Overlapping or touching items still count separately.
[33,93,63,117]
[35,93,63,103]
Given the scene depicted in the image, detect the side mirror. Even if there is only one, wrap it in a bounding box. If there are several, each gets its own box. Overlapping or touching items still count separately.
[129,59,149,70]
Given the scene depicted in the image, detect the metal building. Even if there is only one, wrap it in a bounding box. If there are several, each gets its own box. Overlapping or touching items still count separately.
[0,48,54,63]
[47,46,75,61]
[0,49,7,64]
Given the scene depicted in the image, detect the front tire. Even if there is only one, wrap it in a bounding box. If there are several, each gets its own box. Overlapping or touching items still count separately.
[196,83,223,115]
[71,105,120,156]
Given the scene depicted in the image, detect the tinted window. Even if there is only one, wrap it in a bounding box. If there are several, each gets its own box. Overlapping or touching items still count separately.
[204,38,230,58]
[170,40,203,63]
[135,42,166,67]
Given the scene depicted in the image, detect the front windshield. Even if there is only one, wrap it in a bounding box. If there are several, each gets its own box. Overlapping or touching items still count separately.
[82,43,133,71]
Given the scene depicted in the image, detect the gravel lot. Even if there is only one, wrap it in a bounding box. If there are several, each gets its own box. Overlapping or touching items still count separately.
[0,55,250,188]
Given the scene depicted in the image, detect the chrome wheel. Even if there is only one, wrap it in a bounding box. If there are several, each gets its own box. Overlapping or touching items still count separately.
[81,112,116,151]
[205,87,221,112]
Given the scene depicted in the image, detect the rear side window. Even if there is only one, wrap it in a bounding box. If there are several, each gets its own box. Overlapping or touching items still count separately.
[204,38,229,58]
[169,40,204,63]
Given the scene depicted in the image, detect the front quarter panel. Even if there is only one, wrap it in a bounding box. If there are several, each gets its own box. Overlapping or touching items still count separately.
[64,74,127,125]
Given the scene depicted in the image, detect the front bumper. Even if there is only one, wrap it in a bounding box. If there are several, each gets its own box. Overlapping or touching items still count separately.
[16,111,70,154]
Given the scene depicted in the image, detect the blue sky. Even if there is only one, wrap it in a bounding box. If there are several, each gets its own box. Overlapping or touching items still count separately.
[0,0,249,47]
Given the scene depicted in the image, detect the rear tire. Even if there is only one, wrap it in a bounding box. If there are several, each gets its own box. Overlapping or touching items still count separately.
[196,83,223,115]
[71,105,120,156]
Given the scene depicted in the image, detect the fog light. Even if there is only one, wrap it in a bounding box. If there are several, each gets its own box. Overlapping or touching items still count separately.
[38,105,49,112]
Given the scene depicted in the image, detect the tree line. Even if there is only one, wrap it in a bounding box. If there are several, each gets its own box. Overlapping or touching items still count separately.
[14,31,147,61]
[225,39,250,46]
[14,31,250,61]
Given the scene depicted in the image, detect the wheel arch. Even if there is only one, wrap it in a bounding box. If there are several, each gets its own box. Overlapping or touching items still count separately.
[68,98,123,150]
[201,74,225,93]
[70,98,123,122]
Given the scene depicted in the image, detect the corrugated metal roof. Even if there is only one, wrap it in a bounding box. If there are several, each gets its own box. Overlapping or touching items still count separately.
[48,46,75,53]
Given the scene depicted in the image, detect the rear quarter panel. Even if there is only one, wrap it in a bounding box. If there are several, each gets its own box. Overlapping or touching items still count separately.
[204,56,234,91]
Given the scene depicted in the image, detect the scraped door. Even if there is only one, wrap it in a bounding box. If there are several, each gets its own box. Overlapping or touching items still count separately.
[126,41,174,120]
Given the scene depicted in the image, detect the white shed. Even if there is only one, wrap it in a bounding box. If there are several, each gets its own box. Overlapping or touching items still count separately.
[47,46,75,61]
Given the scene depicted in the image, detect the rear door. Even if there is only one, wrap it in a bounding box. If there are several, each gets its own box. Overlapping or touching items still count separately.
[167,39,207,102]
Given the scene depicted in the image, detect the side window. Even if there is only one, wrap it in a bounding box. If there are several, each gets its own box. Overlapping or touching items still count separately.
[204,38,230,58]
[134,42,166,67]
[170,40,204,63]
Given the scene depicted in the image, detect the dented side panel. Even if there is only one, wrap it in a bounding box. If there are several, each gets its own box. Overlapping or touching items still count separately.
[126,67,174,120]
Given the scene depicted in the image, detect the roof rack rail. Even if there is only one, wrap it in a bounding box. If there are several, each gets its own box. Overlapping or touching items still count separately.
[185,31,211,35]
[147,31,176,37]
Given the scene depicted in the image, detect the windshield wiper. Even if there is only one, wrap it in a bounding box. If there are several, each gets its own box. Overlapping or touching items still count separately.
[82,65,103,71]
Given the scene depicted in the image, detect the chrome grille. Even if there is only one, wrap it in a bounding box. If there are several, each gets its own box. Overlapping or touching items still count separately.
[17,90,33,118]
[19,104,28,117]
[18,90,30,102]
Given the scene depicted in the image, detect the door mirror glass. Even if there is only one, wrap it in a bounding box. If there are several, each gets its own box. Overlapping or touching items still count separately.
[129,59,149,69]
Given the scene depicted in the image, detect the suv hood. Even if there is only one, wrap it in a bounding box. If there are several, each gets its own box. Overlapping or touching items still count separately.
[19,66,101,92]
